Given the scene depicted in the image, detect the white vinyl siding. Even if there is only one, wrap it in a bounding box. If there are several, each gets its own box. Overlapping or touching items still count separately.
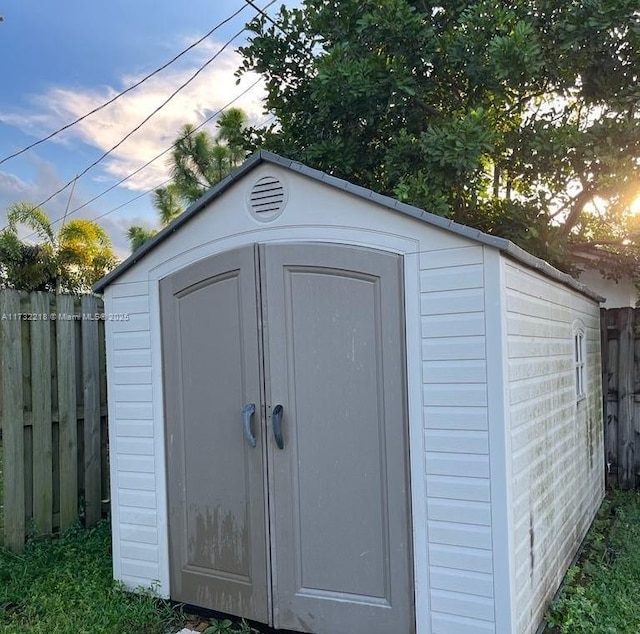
[421,246,496,633]
[105,281,163,589]
[504,261,604,634]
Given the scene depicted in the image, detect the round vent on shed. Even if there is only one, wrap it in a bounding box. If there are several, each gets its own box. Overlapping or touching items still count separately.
[247,175,287,221]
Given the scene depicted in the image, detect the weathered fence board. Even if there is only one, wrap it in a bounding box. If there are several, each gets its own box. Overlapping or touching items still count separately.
[31,292,53,534]
[0,291,25,552]
[0,291,109,551]
[57,294,78,531]
[602,307,640,488]
[81,295,102,527]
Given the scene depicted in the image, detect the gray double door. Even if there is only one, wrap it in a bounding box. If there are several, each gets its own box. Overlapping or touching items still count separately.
[160,243,414,634]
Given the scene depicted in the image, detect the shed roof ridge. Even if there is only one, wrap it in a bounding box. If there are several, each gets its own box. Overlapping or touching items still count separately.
[93,150,603,302]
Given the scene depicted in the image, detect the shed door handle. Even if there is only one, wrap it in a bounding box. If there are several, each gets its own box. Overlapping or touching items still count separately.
[242,403,257,448]
[272,404,284,449]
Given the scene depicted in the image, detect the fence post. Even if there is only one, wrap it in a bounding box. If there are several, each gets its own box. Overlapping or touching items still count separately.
[1,290,25,551]
[617,307,635,489]
[81,295,101,526]
[30,292,53,534]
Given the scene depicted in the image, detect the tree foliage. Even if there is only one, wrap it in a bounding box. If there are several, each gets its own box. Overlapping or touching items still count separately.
[0,202,117,293]
[126,108,249,252]
[126,226,157,253]
[238,0,640,275]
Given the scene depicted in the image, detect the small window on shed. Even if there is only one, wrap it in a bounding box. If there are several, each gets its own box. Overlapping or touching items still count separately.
[574,329,586,399]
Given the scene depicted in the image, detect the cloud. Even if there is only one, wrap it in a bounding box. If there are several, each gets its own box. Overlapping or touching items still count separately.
[0,159,73,227]
[0,43,267,193]
[0,171,32,199]
[0,39,268,255]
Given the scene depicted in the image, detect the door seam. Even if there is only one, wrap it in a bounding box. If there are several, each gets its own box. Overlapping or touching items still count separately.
[255,243,276,628]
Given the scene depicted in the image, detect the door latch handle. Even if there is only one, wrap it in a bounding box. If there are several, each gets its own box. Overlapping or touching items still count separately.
[242,403,257,447]
[272,404,284,449]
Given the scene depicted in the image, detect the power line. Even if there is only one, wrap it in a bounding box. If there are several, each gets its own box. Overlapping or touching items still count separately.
[3,0,278,238]
[19,0,276,223]
[92,178,173,223]
[242,0,288,36]
[257,113,277,127]
[8,77,262,241]
[0,2,253,166]
[63,106,275,229]
[55,78,262,223]
[32,26,249,213]
[1,76,264,238]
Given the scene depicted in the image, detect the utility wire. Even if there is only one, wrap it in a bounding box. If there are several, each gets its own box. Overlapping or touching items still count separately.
[15,0,276,227]
[32,26,249,213]
[60,175,79,229]
[4,0,277,238]
[9,78,263,240]
[7,76,263,239]
[242,0,288,35]
[69,108,277,228]
[54,78,262,223]
[0,2,254,166]
[92,178,173,223]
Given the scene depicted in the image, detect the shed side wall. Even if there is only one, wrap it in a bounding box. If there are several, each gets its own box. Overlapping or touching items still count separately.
[504,260,604,634]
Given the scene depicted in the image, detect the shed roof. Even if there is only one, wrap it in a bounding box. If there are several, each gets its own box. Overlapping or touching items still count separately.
[94,150,603,302]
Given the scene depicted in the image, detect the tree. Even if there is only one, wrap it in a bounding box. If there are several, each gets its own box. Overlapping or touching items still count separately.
[126,108,249,252]
[0,202,117,293]
[170,123,220,203]
[238,0,640,275]
[126,226,157,252]
[169,108,249,203]
[152,184,183,226]
[216,107,248,166]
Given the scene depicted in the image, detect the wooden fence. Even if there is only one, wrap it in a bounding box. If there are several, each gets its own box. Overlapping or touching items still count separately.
[601,307,640,489]
[0,290,109,552]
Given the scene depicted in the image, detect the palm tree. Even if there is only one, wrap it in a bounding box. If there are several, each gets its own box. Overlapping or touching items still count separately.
[170,124,218,203]
[152,184,183,225]
[126,226,157,253]
[57,219,118,293]
[126,108,249,253]
[0,202,117,293]
[216,107,247,167]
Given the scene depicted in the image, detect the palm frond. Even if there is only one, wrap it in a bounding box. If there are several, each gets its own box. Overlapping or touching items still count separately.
[126,226,157,253]
[153,185,184,225]
[6,201,56,244]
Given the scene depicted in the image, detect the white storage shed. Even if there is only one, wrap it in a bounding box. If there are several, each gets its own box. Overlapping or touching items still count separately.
[95,151,605,634]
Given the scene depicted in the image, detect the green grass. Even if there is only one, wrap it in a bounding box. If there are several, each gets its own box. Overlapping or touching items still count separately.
[0,443,3,539]
[546,490,640,634]
[0,521,185,634]
[6,484,640,634]
[0,441,255,634]
[0,520,259,634]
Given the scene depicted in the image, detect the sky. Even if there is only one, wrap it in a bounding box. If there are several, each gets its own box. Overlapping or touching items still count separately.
[0,0,289,257]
